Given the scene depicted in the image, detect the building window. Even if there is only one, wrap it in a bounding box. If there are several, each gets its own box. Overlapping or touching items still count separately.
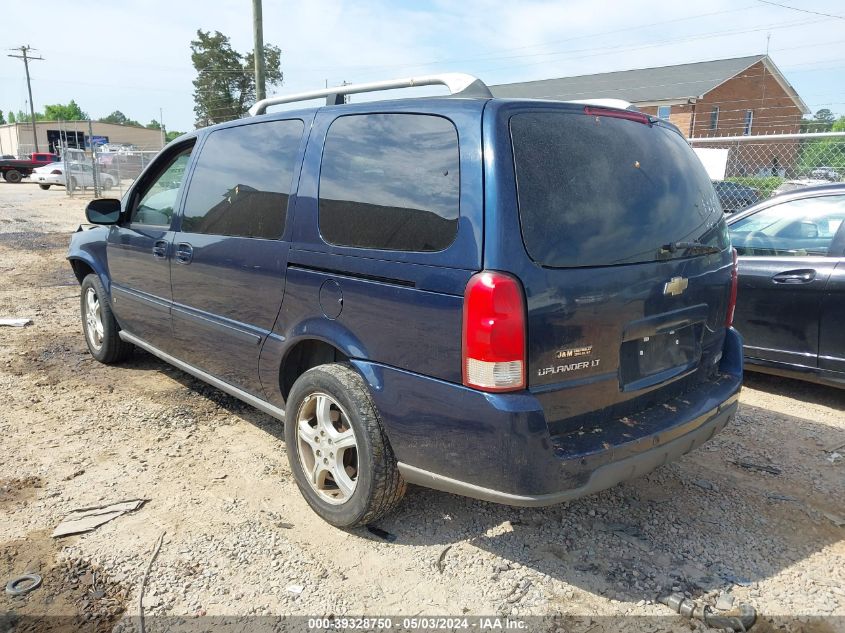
[710,107,719,131]
[657,105,671,120]
[743,110,753,135]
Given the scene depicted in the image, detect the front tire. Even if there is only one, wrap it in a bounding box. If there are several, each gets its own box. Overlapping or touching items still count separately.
[39,184,51,190]
[285,363,406,527]
[80,274,133,364]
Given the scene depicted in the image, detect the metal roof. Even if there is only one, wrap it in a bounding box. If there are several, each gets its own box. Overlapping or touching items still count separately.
[490,55,810,113]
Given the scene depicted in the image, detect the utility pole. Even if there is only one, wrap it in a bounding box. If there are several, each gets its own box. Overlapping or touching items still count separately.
[252,0,266,102]
[88,119,100,198]
[159,107,166,148]
[8,45,44,152]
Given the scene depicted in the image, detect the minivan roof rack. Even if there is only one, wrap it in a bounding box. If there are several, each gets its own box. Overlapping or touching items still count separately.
[248,73,493,116]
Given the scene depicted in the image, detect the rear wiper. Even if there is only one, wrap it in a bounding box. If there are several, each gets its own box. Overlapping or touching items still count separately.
[661,241,721,255]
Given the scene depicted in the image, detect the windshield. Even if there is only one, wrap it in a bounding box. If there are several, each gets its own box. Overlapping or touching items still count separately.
[510,110,726,268]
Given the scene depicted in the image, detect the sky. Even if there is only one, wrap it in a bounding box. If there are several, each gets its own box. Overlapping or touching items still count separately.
[1,0,844,132]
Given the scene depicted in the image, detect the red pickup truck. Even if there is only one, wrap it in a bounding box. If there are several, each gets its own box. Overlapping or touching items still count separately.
[0,152,60,183]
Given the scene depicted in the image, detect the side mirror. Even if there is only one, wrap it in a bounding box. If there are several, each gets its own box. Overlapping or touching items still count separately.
[85,198,122,225]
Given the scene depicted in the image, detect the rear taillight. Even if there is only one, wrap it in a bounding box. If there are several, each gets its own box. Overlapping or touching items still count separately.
[462,271,526,392]
[51,169,62,175]
[726,248,738,328]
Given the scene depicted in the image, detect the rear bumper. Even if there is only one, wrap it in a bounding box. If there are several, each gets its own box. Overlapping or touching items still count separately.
[398,396,737,506]
[352,328,743,505]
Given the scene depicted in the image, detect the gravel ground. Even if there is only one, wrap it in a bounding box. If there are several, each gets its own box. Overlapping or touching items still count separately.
[1,182,843,632]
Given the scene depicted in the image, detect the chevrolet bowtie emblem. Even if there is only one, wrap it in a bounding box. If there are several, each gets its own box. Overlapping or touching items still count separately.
[664,276,689,296]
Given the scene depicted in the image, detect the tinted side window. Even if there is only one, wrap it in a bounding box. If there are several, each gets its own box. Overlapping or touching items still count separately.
[182,119,304,239]
[319,114,460,252]
[131,148,193,226]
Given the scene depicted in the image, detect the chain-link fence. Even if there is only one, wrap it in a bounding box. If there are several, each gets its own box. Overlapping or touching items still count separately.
[690,132,845,213]
[57,146,160,199]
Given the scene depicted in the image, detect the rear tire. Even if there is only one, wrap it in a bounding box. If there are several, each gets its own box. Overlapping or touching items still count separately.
[285,363,406,527]
[5,169,22,184]
[39,184,51,190]
[80,274,133,364]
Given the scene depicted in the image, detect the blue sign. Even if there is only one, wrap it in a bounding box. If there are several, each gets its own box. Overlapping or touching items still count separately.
[85,135,109,148]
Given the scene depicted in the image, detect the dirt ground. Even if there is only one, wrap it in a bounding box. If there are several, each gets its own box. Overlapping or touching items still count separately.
[1,182,843,632]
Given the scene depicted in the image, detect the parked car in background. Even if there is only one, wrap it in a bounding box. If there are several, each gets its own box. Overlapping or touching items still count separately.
[810,166,841,182]
[31,162,116,191]
[67,74,742,527]
[712,180,760,213]
[771,178,829,197]
[727,183,845,388]
[0,152,61,183]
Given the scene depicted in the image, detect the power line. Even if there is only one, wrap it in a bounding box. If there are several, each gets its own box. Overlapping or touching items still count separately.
[756,0,845,20]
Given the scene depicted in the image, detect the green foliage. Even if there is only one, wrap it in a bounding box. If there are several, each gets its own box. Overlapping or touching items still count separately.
[798,137,845,174]
[801,108,839,133]
[165,130,183,143]
[7,111,15,123]
[14,110,46,122]
[43,100,88,121]
[0,111,5,125]
[190,29,283,126]
[726,176,784,198]
[99,110,142,126]
[146,119,161,130]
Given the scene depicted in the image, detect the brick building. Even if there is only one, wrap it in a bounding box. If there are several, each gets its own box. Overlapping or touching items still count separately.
[490,55,809,139]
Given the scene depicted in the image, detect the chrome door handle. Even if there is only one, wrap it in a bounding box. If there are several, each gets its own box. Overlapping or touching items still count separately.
[175,242,193,264]
[152,240,168,258]
[772,269,816,284]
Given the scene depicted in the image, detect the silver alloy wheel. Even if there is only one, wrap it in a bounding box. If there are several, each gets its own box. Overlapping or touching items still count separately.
[84,287,104,351]
[296,392,359,504]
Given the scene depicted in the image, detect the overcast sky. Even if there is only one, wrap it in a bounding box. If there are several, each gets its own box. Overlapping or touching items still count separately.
[1,0,844,132]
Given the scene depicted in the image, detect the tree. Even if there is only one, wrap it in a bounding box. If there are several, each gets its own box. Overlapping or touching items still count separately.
[14,110,45,122]
[814,109,835,124]
[43,100,88,121]
[7,112,15,123]
[0,111,5,125]
[99,110,141,126]
[799,113,845,174]
[801,108,837,133]
[190,29,282,126]
[146,119,161,130]
[165,130,183,143]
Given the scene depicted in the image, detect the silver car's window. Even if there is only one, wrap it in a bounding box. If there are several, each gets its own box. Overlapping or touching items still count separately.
[730,195,845,257]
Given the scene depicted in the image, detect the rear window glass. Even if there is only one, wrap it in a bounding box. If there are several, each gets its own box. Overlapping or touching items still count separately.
[510,111,724,267]
[319,113,460,252]
[181,119,303,239]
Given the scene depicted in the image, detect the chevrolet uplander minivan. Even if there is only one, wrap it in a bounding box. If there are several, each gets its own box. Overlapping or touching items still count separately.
[68,74,742,527]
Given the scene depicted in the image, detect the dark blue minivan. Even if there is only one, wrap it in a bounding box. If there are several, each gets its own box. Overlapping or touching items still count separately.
[68,74,743,527]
